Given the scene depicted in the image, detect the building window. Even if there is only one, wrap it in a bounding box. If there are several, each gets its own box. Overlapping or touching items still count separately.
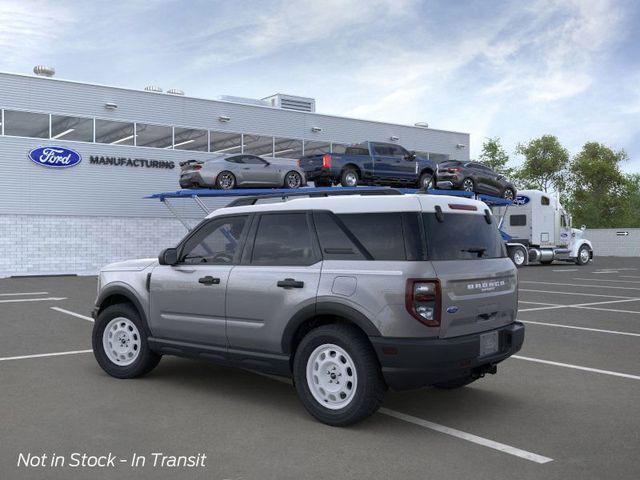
[3,110,49,138]
[303,140,331,156]
[210,131,242,154]
[273,137,303,158]
[331,143,348,154]
[173,127,208,151]
[135,123,172,149]
[243,134,274,156]
[95,119,135,145]
[51,115,93,142]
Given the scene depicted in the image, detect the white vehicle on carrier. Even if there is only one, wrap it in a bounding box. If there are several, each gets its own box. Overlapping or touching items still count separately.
[492,189,593,267]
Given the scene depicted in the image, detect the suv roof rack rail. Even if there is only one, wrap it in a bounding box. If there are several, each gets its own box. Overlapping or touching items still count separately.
[225,187,403,207]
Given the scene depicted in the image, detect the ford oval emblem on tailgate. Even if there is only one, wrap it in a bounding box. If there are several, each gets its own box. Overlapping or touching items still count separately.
[446,306,459,313]
[28,146,82,168]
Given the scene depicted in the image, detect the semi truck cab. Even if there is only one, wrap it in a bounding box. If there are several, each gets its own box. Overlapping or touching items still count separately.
[492,189,593,266]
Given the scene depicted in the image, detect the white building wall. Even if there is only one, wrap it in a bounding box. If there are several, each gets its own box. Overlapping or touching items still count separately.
[584,228,640,257]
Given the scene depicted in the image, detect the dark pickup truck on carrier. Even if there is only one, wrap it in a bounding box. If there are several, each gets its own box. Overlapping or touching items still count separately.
[298,141,437,189]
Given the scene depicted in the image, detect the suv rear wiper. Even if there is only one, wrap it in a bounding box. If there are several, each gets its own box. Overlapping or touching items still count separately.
[461,247,487,258]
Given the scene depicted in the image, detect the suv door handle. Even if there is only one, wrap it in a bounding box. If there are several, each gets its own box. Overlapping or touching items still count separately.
[198,276,220,285]
[277,278,304,288]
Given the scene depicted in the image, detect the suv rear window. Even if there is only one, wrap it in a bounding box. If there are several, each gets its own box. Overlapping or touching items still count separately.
[423,213,505,260]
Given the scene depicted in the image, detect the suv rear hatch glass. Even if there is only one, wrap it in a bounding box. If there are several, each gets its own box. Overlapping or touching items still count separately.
[423,212,517,338]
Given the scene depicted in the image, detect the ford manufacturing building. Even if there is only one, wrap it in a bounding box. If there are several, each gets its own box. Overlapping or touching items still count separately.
[0,69,470,278]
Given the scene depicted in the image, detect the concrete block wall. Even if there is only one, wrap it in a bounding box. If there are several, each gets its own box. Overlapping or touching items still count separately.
[0,215,192,278]
[584,228,640,257]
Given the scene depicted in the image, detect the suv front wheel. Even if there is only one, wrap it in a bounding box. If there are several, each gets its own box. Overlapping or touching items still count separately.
[92,303,161,379]
[293,324,386,426]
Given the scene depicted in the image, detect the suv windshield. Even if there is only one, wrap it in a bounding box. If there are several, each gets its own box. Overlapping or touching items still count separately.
[423,213,505,260]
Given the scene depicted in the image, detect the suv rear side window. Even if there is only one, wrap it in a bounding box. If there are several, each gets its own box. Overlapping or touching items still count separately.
[251,213,318,266]
[337,213,406,260]
[423,213,505,260]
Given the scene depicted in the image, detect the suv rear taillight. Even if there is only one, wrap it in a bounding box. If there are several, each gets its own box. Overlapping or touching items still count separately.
[322,153,331,168]
[405,279,441,327]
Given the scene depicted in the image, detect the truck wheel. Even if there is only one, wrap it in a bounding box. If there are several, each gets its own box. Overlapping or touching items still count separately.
[433,376,477,389]
[293,324,386,427]
[576,245,591,265]
[502,187,515,200]
[340,168,359,187]
[216,171,236,190]
[419,172,434,190]
[508,245,527,267]
[92,303,161,379]
[462,178,475,192]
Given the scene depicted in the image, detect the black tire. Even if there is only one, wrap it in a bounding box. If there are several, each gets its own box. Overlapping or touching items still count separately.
[461,177,475,192]
[314,179,332,187]
[92,303,161,379]
[340,168,359,187]
[215,171,236,190]
[502,187,515,200]
[433,376,477,390]
[508,245,527,268]
[293,324,386,427]
[576,245,591,265]
[284,171,303,189]
[419,171,434,190]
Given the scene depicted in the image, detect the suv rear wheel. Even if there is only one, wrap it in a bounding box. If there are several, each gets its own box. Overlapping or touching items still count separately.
[293,324,386,426]
[92,303,161,379]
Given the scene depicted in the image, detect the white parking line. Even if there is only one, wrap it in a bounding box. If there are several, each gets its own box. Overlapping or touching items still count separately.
[0,292,49,296]
[379,408,553,464]
[518,301,560,306]
[521,281,640,291]
[518,297,640,312]
[513,356,640,381]
[520,289,636,299]
[0,297,67,304]
[621,275,640,279]
[573,278,640,284]
[552,269,578,272]
[573,305,640,315]
[51,307,94,322]
[519,320,640,337]
[0,350,93,362]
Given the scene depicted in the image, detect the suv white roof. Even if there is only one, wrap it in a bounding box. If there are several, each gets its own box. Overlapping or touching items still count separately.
[207,194,489,218]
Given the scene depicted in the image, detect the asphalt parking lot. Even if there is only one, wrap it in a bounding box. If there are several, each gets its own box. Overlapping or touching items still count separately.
[1,257,639,480]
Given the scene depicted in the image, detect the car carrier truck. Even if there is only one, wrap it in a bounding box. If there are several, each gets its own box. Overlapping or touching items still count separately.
[492,189,593,267]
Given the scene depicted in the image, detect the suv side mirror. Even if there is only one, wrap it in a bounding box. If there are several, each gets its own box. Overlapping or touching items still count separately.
[159,247,178,266]
[405,151,416,161]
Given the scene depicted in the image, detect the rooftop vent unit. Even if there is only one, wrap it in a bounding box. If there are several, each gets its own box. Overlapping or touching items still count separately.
[33,65,55,77]
[144,85,163,93]
[167,88,185,96]
[262,94,316,113]
[219,95,270,107]
[414,122,429,128]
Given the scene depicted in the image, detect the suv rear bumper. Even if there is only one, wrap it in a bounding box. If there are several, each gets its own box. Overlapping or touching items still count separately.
[370,322,525,391]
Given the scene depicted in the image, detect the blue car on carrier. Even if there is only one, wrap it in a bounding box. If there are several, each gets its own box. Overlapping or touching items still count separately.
[298,141,437,189]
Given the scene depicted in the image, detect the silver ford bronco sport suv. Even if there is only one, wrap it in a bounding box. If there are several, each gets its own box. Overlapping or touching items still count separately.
[92,191,524,426]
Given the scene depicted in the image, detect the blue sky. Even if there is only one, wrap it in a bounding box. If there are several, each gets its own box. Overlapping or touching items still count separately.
[1,0,638,172]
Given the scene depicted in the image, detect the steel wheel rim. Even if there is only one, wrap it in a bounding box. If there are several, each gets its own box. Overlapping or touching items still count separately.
[219,173,234,189]
[286,172,301,188]
[504,189,514,200]
[306,343,358,410]
[422,175,433,189]
[344,172,358,186]
[513,249,525,265]
[102,317,141,366]
[580,248,589,263]
[463,179,474,191]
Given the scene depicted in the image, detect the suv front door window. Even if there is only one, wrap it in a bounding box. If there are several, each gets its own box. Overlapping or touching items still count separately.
[149,215,249,346]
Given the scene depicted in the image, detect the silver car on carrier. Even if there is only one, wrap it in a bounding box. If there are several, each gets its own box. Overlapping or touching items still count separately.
[92,189,524,426]
[179,154,307,190]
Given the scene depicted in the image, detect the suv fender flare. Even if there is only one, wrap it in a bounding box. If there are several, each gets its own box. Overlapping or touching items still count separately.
[95,284,151,335]
[281,302,381,354]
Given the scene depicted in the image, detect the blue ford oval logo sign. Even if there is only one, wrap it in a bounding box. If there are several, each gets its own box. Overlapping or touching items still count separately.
[28,146,82,168]
[514,195,530,206]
